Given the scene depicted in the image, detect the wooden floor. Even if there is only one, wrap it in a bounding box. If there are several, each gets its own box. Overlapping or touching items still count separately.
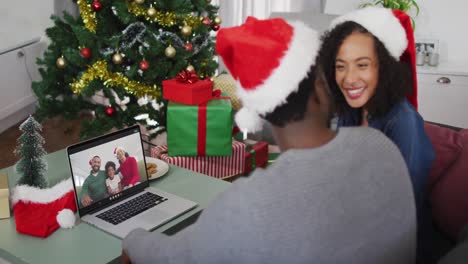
[0,117,82,169]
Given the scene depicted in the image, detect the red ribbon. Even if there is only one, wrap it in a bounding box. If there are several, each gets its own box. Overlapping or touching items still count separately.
[176,70,199,84]
[197,102,207,156]
[196,90,231,156]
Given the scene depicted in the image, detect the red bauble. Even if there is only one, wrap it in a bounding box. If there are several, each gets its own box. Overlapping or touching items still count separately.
[212,24,220,31]
[202,17,211,25]
[184,43,193,51]
[80,47,92,59]
[105,106,115,116]
[139,60,150,70]
[92,1,103,12]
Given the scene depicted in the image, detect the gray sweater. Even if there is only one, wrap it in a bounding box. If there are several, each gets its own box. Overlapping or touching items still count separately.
[123,127,416,263]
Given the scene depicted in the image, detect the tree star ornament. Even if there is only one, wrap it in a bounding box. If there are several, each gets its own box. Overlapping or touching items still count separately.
[164,45,176,58]
[91,1,103,12]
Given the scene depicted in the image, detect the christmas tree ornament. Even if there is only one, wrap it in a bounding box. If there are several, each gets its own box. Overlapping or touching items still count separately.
[70,60,160,98]
[91,1,103,12]
[214,15,222,25]
[77,0,97,32]
[135,0,145,4]
[202,17,211,25]
[184,42,193,51]
[56,56,66,69]
[139,60,150,70]
[112,52,123,64]
[212,24,220,31]
[186,64,195,72]
[147,6,157,17]
[80,47,92,59]
[181,25,192,36]
[165,45,176,58]
[105,106,115,116]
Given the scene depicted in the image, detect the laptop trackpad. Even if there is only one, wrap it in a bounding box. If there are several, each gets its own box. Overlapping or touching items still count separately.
[141,208,171,224]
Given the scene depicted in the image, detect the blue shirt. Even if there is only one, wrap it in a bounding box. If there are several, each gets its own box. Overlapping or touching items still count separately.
[338,99,435,218]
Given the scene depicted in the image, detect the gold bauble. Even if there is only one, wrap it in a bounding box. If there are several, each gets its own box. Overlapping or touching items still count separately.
[56,57,66,69]
[186,64,195,72]
[147,7,157,17]
[134,0,145,4]
[164,45,176,58]
[214,16,222,25]
[181,25,192,37]
[112,52,123,64]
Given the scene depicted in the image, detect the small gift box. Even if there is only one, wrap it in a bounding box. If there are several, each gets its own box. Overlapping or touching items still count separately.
[243,140,269,175]
[0,173,10,219]
[151,141,245,179]
[163,70,213,105]
[167,95,233,156]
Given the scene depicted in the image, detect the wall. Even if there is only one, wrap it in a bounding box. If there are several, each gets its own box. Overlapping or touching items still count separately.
[322,0,468,64]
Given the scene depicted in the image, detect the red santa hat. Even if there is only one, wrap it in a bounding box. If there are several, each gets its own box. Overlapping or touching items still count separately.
[11,179,77,238]
[215,16,320,133]
[329,7,418,109]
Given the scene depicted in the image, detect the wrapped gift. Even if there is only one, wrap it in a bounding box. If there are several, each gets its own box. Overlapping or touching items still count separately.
[0,173,10,219]
[213,73,242,111]
[167,97,233,156]
[151,141,245,179]
[243,140,269,175]
[163,70,213,105]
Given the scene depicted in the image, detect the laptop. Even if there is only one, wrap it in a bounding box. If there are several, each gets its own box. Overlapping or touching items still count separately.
[67,125,197,239]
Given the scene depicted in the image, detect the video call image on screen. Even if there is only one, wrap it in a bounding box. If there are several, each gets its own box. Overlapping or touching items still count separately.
[69,132,145,209]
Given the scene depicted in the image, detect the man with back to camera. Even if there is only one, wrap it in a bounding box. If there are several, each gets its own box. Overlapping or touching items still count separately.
[121,16,416,264]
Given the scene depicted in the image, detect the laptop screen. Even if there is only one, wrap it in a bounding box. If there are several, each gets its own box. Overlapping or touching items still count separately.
[67,126,149,216]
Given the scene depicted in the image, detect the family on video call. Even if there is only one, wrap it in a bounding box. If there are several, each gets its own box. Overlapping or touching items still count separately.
[80,146,140,207]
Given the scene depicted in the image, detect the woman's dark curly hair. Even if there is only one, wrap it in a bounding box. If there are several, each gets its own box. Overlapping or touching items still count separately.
[317,21,412,118]
[263,65,318,127]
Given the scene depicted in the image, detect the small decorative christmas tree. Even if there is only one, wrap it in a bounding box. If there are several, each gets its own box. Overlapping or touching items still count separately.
[15,116,48,188]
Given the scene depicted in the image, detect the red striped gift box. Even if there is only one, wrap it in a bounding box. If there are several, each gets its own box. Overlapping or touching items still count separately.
[151,141,245,179]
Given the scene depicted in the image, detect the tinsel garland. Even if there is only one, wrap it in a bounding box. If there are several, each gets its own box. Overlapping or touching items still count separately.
[70,60,160,98]
[127,2,201,28]
[77,0,97,33]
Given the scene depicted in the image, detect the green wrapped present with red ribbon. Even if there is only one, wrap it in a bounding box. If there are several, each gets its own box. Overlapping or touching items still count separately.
[167,91,233,156]
[162,70,213,105]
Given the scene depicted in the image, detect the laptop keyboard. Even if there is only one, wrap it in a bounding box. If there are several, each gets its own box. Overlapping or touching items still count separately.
[96,192,167,225]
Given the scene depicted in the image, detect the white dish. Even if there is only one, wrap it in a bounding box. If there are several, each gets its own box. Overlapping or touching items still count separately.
[145,157,169,180]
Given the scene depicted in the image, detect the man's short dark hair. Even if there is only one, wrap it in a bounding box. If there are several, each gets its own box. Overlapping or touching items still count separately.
[317,21,412,118]
[263,65,317,127]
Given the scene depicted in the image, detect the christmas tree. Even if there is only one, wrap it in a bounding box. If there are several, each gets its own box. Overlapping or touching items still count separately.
[15,116,48,188]
[32,0,220,139]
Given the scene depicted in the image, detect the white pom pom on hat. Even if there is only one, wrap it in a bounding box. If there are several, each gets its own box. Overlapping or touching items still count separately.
[215,16,320,133]
[57,209,76,229]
